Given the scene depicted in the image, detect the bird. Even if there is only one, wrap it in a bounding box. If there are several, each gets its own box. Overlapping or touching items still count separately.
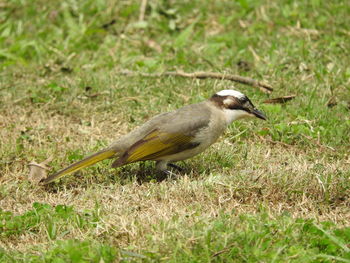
[42,89,266,184]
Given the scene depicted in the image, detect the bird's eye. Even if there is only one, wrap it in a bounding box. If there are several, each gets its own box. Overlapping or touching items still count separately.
[240,96,249,104]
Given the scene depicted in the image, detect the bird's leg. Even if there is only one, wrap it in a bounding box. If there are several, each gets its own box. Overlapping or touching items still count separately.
[167,163,183,172]
[156,160,168,172]
[156,161,176,179]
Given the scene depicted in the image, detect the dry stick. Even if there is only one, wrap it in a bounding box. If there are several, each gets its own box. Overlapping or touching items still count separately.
[301,134,335,152]
[212,244,235,258]
[263,95,296,104]
[258,135,294,148]
[119,70,273,93]
[139,0,148,22]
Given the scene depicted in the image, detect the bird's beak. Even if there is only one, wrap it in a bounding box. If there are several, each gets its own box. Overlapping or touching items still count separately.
[252,108,267,120]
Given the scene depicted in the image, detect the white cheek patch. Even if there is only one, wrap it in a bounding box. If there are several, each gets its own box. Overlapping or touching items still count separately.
[223,98,233,106]
[223,109,252,124]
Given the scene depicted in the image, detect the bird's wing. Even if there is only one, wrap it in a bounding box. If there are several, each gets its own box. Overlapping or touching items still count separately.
[112,129,200,166]
[110,101,212,152]
[112,102,212,167]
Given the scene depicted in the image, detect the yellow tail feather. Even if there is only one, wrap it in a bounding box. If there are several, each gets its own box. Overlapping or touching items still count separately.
[42,149,116,184]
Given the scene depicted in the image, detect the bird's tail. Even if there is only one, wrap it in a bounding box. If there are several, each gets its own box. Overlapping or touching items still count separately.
[41,149,116,184]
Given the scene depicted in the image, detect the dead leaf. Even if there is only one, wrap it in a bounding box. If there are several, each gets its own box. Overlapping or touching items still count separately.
[238,19,248,29]
[85,92,101,98]
[145,39,162,53]
[263,95,297,104]
[28,157,52,184]
[299,62,309,72]
[326,62,335,72]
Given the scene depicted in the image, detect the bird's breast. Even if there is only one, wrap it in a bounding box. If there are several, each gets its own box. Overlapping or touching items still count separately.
[160,109,228,162]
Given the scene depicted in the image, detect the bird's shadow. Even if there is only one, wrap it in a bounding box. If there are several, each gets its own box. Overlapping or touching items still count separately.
[115,162,194,184]
[42,161,203,193]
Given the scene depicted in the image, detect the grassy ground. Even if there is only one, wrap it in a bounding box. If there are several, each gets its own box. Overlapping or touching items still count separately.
[1,0,350,262]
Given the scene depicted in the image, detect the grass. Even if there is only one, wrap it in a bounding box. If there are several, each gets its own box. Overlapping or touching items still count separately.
[1,0,350,262]
[2,205,350,262]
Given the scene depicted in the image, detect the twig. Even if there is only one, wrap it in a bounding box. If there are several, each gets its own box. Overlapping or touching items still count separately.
[119,70,273,93]
[258,135,294,148]
[263,95,296,104]
[301,134,335,151]
[139,0,148,22]
[212,244,235,258]
[260,134,335,152]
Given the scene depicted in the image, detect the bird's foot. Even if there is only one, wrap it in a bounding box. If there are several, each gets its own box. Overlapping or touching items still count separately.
[167,163,183,172]
[154,169,171,181]
[155,161,182,181]
[163,170,175,176]
[157,169,179,181]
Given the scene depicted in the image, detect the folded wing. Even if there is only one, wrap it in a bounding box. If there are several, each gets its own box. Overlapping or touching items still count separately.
[112,129,200,167]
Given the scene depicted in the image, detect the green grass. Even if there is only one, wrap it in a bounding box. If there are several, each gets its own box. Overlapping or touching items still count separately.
[1,204,350,262]
[0,203,100,239]
[1,0,350,262]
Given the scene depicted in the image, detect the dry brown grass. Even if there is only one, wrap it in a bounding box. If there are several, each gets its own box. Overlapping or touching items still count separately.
[1,101,349,252]
[1,0,350,260]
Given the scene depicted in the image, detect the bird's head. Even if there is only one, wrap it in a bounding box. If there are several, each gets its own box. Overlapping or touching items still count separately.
[210,89,267,124]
